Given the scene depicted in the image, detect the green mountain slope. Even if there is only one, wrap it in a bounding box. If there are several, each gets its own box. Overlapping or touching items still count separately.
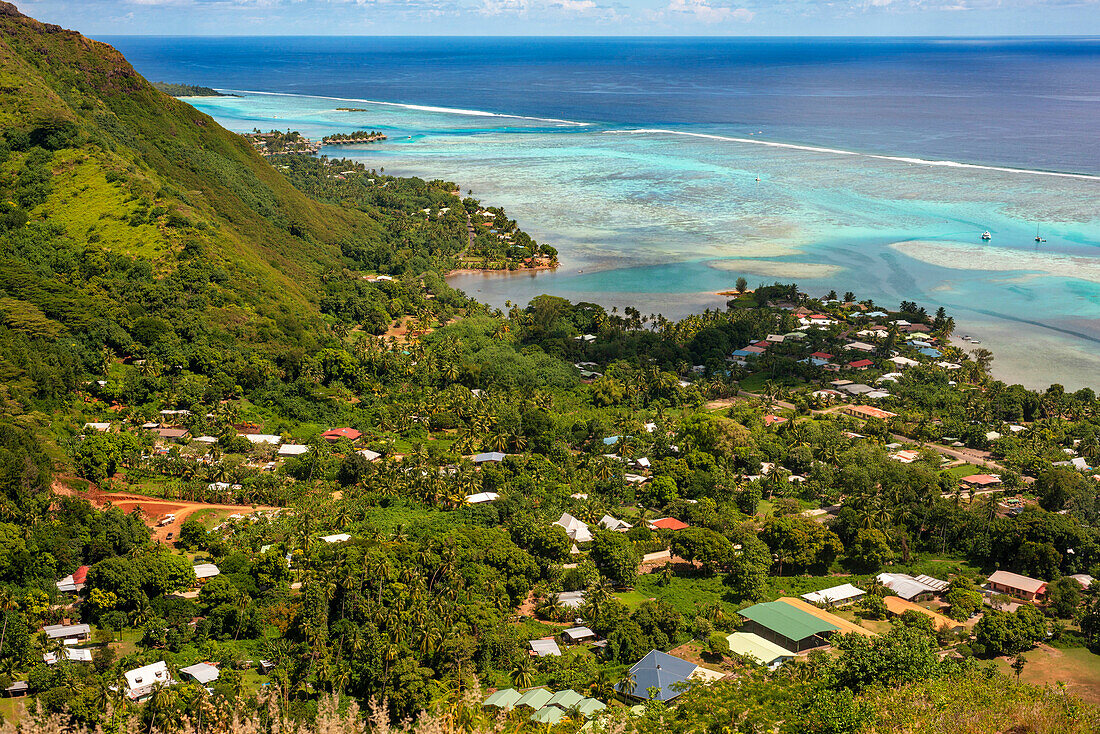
[0,2,467,426]
[0,1,379,304]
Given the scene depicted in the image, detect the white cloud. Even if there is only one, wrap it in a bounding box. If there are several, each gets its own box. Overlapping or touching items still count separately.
[552,0,598,11]
[478,0,529,14]
[664,0,754,22]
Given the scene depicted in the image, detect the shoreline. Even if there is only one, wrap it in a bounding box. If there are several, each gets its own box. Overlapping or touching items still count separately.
[446,264,559,277]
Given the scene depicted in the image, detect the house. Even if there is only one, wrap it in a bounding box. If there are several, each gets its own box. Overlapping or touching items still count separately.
[83,422,111,432]
[988,570,1047,601]
[961,474,1001,488]
[466,492,500,504]
[725,632,796,670]
[554,513,594,543]
[616,650,704,702]
[845,341,875,352]
[546,689,585,711]
[473,451,507,463]
[843,405,897,421]
[193,436,218,444]
[152,427,190,441]
[321,427,361,443]
[599,515,632,532]
[1071,574,1095,589]
[179,662,220,685]
[848,359,874,370]
[514,688,553,710]
[484,688,523,709]
[3,681,28,697]
[42,623,91,643]
[529,638,561,657]
[738,601,838,651]
[193,563,220,582]
[125,661,174,701]
[56,566,90,594]
[914,574,950,594]
[882,597,960,630]
[278,444,310,456]
[865,390,892,400]
[810,351,834,361]
[764,415,787,426]
[243,434,282,445]
[888,356,919,369]
[320,533,352,543]
[44,648,93,665]
[358,448,382,461]
[484,691,521,713]
[801,583,865,607]
[648,517,689,531]
[892,450,921,464]
[562,626,596,644]
[557,590,585,609]
[877,573,938,601]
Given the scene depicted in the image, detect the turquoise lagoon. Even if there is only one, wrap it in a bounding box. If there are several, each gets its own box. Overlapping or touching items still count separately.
[187,91,1100,389]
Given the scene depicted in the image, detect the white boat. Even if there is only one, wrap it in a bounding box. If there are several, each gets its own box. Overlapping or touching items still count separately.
[981,231,992,240]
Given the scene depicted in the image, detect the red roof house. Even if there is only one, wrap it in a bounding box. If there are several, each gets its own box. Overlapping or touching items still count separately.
[321,427,362,443]
[648,518,690,531]
[72,566,89,585]
[810,352,834,360]
[961,474,1001,487]
[764,415,788,426]
[848,359,874,370]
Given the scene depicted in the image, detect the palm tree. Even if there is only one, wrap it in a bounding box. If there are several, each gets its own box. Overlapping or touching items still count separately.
[510,658,535,689]
[618,671,637,698]
[0,588,16,660]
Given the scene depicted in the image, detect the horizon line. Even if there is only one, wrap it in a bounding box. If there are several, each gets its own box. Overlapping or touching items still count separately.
[94,33,1100,39]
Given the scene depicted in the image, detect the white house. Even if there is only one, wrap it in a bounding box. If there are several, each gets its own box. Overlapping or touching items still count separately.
[125,661,173,701]
[179,662,220,685]
[599,515,632,532]
[242,434,283,445]
[554,513,594,543]
[802,583,865,607]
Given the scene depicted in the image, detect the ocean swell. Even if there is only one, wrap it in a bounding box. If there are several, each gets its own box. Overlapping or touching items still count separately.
[608,129,1100,181]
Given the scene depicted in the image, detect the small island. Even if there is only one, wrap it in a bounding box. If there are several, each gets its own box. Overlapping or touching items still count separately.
[335,107,368,112]
[241,129,321,156]
[152,82,232,97]
[322,130,387,145]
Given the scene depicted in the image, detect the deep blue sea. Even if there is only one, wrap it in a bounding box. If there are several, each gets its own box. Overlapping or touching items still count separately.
[105,36,1100,174]
[103,36,1100,388]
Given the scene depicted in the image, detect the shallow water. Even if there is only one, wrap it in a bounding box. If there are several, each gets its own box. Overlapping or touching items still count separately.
[180,90,1100,389]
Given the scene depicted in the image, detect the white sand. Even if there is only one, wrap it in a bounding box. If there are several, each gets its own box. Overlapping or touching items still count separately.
[706,258,842,279]
[890,240,1100,284]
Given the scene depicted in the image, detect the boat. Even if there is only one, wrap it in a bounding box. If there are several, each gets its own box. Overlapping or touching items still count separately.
[981,231,992,240]
[1035,224,1046,243]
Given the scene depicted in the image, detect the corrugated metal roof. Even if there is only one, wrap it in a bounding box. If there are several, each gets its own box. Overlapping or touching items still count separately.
[725,632,796,666]
[739,601,837,641]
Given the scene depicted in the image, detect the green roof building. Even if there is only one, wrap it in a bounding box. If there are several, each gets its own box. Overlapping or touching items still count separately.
[547,689,584,710]
[738,600,837,651]
[531,706,565,725]
[484,688,521,710]
[515,688,553,710]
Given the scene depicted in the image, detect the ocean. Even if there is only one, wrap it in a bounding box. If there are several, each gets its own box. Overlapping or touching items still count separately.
[103,36,1100,389]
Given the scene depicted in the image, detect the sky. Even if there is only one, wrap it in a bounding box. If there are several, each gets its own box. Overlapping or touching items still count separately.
[12,0,1100,36]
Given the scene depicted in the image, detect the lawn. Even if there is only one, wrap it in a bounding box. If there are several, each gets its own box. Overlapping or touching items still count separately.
[992,644,1100,706]
[188,508,239,530]
[0,696,26,724]
[633,573,737,618]
[943,463,983,479]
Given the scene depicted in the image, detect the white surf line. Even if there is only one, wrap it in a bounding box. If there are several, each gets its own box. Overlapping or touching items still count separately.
[608,128,1100,182]
[215,89,590,127]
